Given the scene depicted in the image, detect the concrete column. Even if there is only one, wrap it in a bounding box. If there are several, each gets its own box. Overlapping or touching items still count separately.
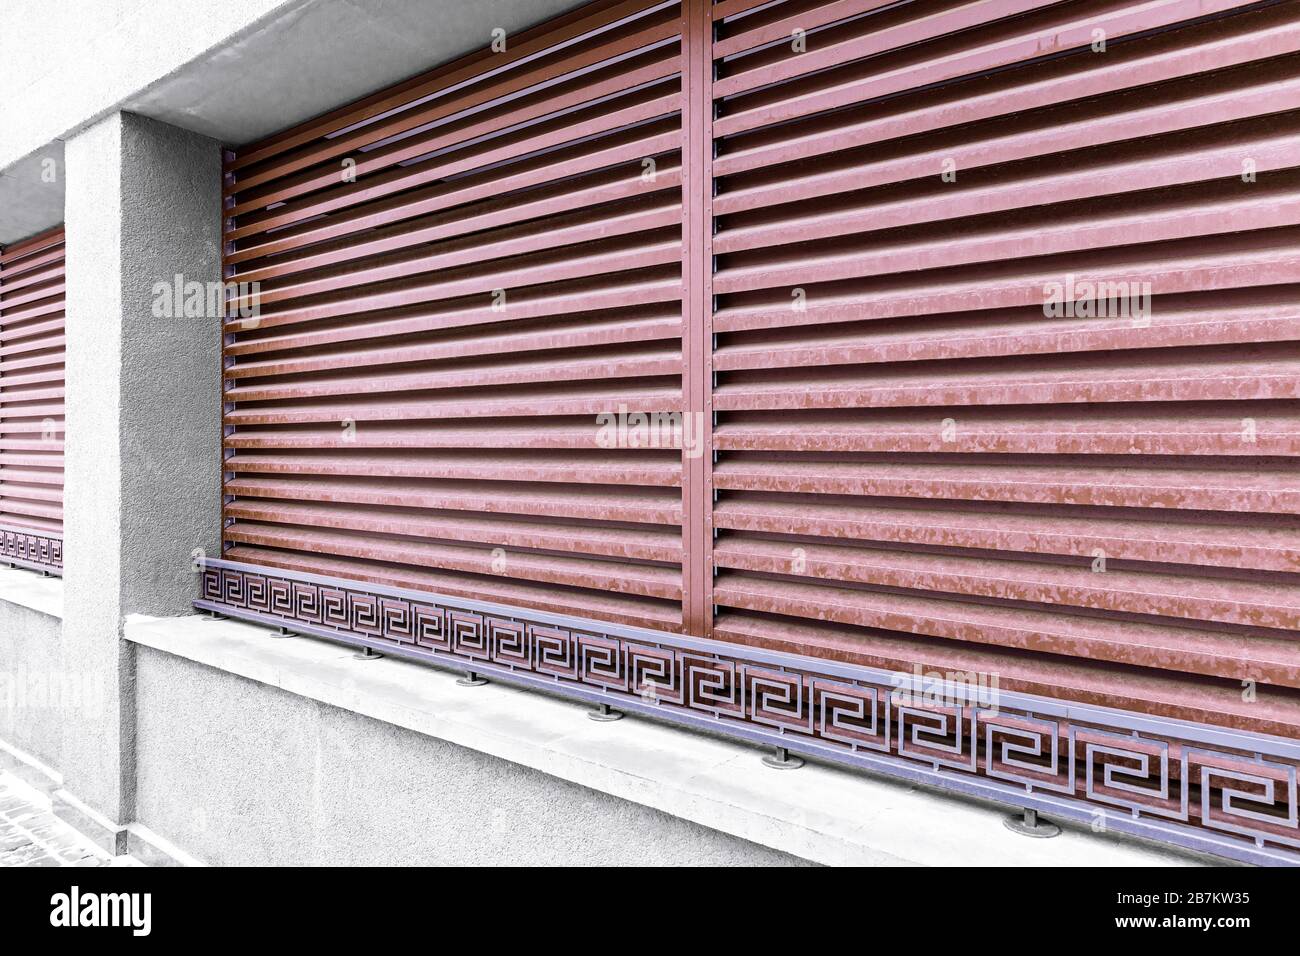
[61,111,223,845]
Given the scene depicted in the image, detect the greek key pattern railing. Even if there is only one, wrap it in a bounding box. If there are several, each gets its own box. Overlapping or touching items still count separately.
[0,525,62,574]
[196,558,1300,866]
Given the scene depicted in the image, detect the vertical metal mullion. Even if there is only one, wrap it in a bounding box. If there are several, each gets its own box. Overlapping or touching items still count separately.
[220,150,238,555]
[0,252,6,528]
[682,0,716,638]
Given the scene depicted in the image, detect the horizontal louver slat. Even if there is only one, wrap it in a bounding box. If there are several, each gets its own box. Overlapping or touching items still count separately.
[0,227,65,569]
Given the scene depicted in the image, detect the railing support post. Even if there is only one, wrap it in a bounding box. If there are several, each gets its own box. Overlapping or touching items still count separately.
[762,746,804,770]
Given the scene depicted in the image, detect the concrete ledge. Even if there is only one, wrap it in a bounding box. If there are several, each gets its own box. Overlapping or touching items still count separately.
[125,612,1204,867]
[0,566,64,619]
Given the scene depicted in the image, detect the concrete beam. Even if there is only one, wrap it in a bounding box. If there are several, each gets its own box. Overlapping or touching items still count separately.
[0,145,64,246]
[1,0,585,243]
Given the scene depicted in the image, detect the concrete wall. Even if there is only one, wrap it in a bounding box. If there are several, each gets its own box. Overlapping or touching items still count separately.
[0,605,62,770]
[118,115,225,615]
[133,646,810,866]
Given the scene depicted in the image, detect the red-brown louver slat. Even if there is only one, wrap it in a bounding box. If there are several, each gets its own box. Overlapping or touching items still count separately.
[710,0,1300,735]
[222,0,686,632]
[0,227,65,574]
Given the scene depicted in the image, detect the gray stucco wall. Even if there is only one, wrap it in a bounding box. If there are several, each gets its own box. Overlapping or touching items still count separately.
[0,604,63,770]
[133,646,811,866]
[117,113,224,617]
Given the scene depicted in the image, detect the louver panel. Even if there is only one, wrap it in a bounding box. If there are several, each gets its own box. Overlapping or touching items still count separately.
[203,0,1300,862]
[709,0,1300,734]
[222,0,686,632]
[0,227,65,574]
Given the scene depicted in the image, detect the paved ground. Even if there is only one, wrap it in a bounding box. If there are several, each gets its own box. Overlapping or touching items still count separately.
[0,770,138,867]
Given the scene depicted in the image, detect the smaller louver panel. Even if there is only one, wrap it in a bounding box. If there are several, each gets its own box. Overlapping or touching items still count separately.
[222,0,687,632]
[0,227,65,572]
[708,0,1300,736]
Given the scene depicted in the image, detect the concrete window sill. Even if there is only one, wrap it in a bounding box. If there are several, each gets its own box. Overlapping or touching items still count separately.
[123,612,1205,867]
[0,566,63,619]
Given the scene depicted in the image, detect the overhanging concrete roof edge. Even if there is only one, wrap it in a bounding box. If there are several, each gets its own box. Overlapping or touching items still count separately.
[0,0,588,244]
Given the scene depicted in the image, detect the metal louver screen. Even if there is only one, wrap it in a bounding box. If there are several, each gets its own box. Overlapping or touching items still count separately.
[221,0,1300,738]
[205,0,1300,861]
[708,0,1300,737]
[0,227,65,574]
[221,0,687,632]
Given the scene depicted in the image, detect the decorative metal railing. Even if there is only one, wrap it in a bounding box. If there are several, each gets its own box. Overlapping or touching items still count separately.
[0,525,62,575]
[197,557,1300,866]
